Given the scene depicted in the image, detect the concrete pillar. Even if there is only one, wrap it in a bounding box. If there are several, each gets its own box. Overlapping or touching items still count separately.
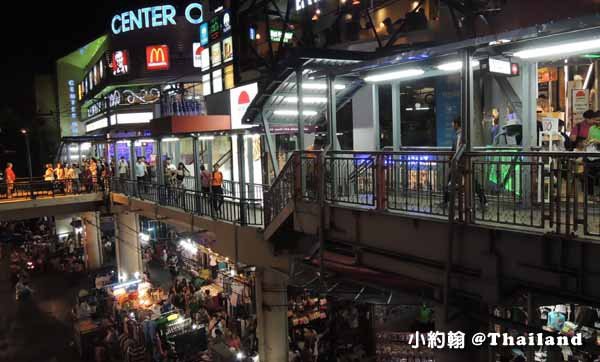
[434,305,482,362]
[82,211,102,270]
[115,211,142,280]
[255,268,289,362]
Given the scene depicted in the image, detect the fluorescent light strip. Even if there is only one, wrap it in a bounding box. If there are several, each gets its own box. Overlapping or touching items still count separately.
[284,96,328,104]
[161,137,180,142]
[514,38,600,59]
[274,109,318,116]
[301,83,346,90]
[198,136,215,141]
[584,63,594,89]
[116,112,154,125]
[437,61,463,71]
[364,68,424,82]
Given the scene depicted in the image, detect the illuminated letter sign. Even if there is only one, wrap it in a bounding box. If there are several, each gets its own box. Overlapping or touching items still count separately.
[146,45,170,70]
[111,3,203,35]
[200,23,209,46]
[185,3,203,24]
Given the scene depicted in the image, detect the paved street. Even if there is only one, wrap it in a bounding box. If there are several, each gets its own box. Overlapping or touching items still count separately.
[0,248,85,362]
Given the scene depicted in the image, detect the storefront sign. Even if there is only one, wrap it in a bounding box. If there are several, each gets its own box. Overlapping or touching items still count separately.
[209,16,221,40]
[200,22,209,45]
[222,10,231,34]
[111,3,204,35]
[488,57,511,75]
[87,101,106,118]
[68,80,78,120]
[111,50,130,76]
[269,29,294,43]
[146,45,170,70]
[230,83,258,129]
[109,88,161,106]
[572,89,589,124]
[201,47,210,71]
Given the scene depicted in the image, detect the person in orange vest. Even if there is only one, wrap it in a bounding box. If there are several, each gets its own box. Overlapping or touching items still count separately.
[5,162,16,198]
[211,163,224,214]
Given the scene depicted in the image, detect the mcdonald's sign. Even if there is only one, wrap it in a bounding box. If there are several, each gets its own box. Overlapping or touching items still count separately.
[146,45,170,71]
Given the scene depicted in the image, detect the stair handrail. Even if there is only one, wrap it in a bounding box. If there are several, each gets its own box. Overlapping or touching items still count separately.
[264,152,300,225]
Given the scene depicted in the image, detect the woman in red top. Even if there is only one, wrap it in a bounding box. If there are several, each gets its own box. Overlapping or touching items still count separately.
[5,162,16,198]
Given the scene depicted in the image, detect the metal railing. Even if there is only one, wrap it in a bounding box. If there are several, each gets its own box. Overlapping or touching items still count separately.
[262,150,600,240]
[111,179,263,226]
[0,178,105,201]
[264,153,299,225]
[177,177,266,202]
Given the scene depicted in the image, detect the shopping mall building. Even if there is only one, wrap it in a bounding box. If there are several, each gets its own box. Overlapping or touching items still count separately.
[34,0,600,360]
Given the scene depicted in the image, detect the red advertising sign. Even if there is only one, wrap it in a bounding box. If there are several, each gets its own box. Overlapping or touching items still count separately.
[146,45,170,71]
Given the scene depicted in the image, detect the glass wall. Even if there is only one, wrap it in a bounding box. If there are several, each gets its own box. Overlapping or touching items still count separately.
[161,137,195,188]
[368,54,462,149]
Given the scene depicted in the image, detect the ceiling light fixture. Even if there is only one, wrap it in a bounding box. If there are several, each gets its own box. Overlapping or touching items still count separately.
[364,68,424,82]
[513,38,600,59]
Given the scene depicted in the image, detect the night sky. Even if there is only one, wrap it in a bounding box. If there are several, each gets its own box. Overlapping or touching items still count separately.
[0,1,166,174]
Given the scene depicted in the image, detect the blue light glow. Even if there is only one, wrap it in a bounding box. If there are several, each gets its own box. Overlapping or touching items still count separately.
[185,3,203,24]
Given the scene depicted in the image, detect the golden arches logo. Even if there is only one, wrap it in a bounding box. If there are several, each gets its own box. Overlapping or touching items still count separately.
[150,48,166,64]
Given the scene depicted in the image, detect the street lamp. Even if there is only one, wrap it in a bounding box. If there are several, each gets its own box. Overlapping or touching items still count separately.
[20,129,33,184]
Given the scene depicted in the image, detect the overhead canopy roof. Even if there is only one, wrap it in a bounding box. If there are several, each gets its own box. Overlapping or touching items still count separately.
[244,49,370,132]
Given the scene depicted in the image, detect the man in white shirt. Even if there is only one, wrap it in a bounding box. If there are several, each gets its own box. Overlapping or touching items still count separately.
[135,158,147,195]
[164,158,176,185]
[118,157,129,179]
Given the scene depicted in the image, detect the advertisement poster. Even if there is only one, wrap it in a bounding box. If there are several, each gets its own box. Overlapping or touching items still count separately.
[435,76,461,147]
[229,83,258,129]
[572,89,589,125]
[212,69,223,93]
[224,65,234,90]
[211,43,221,67]
[202,74,211,96]
[222,36,233,63]
[200,23,209,45]
[192,43,203,68]
[201,47,210,71]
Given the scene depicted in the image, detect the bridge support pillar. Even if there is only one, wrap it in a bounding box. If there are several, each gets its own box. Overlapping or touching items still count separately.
[255,268,289,362]
[82,211,102,270]
[115,211,143,281]
[435,305,485,362]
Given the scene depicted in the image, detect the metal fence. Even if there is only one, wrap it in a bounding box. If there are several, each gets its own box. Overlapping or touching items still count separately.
[112,179,263,226]
[260,150,600,240]
[0,179,104,201]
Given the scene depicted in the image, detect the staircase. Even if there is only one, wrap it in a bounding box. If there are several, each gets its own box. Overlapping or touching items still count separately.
[263,153,301,240]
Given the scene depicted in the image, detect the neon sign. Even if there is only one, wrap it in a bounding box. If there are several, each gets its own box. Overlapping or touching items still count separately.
[146,45,170,71]
[111,3,204,35]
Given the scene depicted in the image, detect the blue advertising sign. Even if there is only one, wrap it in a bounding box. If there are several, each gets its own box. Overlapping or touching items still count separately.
[200,23,209,45]
[435,76,461,147]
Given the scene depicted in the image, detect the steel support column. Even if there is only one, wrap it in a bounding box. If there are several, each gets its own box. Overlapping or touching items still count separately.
[296,68,305,151]
[156,139,164,185]
[262,111,280,179]
[326,74,338,151]
[193,137,201,191]
[129,141,136,181]
[372,84,381,150]
[392,83,402,149]
[237,135,247,226]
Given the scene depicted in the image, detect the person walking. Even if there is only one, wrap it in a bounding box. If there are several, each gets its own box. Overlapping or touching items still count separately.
[5,162,15,198]
[211,164,224,215]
